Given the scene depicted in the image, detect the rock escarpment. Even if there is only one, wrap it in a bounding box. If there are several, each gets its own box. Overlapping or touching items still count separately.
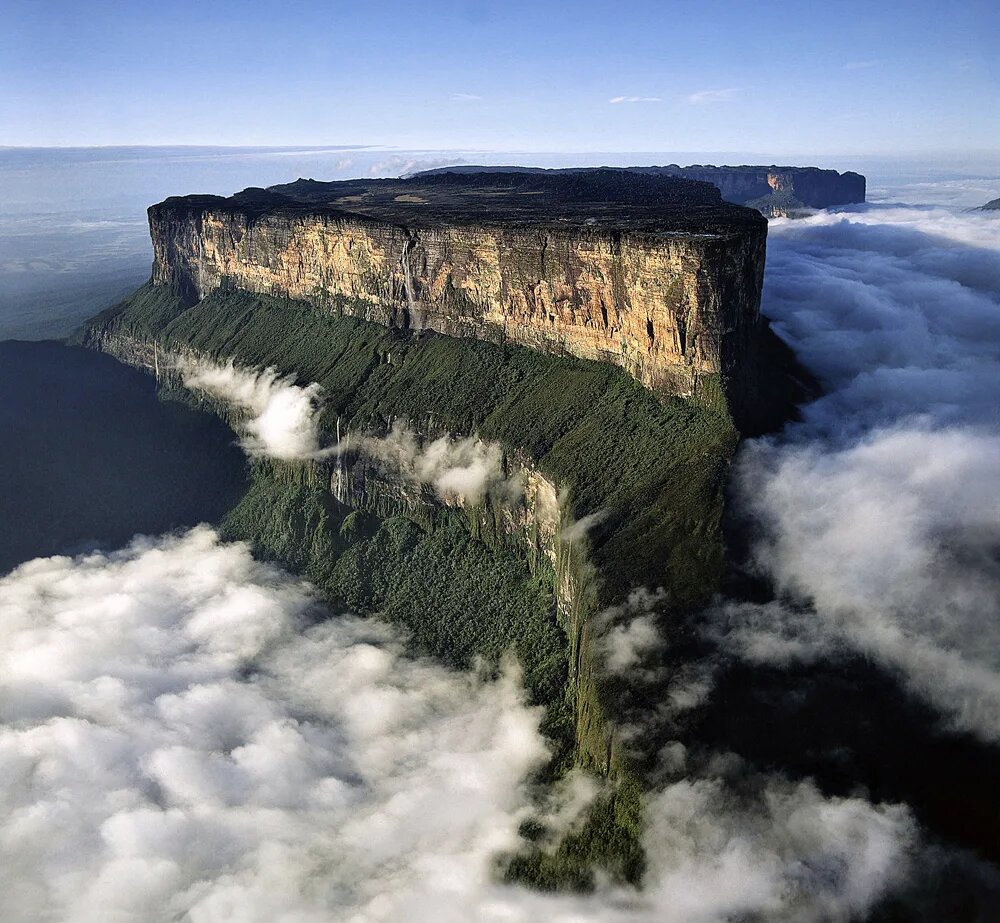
[149,170,767,422]
[418,164,867,217]
[649,164,866,215]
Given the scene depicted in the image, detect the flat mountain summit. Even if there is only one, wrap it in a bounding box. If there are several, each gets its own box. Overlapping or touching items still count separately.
[156,168,764,235]
[415,163,867,216]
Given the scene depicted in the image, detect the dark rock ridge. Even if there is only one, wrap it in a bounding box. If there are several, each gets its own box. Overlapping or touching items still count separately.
[417,164,867,217]
[148,169,768,425]
[979,197,1000,211]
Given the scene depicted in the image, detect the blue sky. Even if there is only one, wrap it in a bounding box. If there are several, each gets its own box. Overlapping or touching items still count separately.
[1,0,997,153]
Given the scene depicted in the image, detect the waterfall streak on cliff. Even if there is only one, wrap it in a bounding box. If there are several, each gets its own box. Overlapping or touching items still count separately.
[401,234,419,328]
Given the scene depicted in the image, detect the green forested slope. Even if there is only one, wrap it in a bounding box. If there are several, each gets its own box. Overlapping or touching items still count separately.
[86,283,737,609]
[83,282,738,889]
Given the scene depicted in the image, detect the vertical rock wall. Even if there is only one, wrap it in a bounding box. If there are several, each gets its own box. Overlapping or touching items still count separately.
[149,205,767,416]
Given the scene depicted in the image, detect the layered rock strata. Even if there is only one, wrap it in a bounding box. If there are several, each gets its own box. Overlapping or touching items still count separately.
[148,170,767,419]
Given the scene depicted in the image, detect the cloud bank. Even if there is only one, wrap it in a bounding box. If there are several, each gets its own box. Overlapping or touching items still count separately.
[0,528,918,922]
[718,197,1000,743]
[732,426,1000,740]
[178,357,329,461]
[0,529,920,922]
[0,528,548,922]
[635,777,915,923]
[764,206,1000,435]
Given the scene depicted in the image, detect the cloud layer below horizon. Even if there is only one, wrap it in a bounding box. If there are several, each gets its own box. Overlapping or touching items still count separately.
[0,529,918,922]
[0,529,547,922]
[716,199,1000,743]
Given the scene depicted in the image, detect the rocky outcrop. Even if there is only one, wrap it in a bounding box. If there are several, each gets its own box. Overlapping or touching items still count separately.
[978,197,1000,211]
[148,170,767,421]
[654,165,866,214]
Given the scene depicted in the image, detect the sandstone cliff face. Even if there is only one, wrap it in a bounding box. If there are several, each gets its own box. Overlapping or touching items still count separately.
[666,166,866,210]
[150,205,766,413]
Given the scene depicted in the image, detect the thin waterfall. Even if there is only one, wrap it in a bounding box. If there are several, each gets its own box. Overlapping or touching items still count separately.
[335,415,343,502]
[401,235,418,329]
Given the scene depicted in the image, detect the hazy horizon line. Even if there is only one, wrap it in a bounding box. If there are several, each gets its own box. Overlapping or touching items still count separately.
[2,144,998,161]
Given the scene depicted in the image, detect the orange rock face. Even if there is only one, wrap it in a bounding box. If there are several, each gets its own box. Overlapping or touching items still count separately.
[151,206,766,411]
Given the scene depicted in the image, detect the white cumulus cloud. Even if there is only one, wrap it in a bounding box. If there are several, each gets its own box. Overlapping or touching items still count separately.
[0,529,921,922]
[0,528,548,923]
[178,357,329,461]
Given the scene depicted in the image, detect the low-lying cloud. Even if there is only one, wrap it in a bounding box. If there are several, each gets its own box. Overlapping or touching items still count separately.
[370,155,464,178]
[359,420,522,505]
[765,206,1000,435]
[0,528,547,922]
[728,426,1000,741]
[597,588,666,677]
[717,195,1000,743]
[497,773,916,923]
[635,776,915,923]
[559,509,609,544]
[178,357,329,461]
[0,528,918,922]
[177,363,522,507]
